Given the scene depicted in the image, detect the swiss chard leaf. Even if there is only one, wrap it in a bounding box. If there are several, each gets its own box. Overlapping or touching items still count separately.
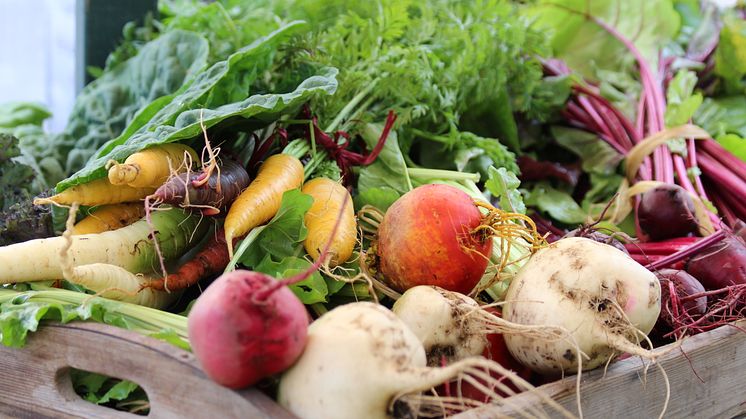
[61,30,210,174]
[665,70,703,127]
[716,134,746,162]
[0,288,190,349]
[0,102,51,129]
[715,13,746,94]
[531,0,680,82]
[695,96,746,138]
[484,166,526,214]
[58,22,338,191]
[524,182,588,225]
[551,126,623,175]
[353,186,401,212]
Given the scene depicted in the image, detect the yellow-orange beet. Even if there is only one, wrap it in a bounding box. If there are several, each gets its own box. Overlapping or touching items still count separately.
[107,143,198,188]
[376,184,491,295]
[224,154,304,258]
[72,203,146,235]
[301,178,356,266]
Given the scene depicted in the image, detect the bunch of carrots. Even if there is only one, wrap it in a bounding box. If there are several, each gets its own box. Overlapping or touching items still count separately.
[0,120,367,310]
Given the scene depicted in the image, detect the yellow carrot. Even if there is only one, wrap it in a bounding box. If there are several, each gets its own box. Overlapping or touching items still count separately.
[107,143,199,188]
[301,177,356,266]
[224,154,304,258]
[72,203,146,235]
[34,178,155,206]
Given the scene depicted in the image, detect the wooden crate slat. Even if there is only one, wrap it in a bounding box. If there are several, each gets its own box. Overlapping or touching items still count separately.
[455,321,746,419]
[0,322,296,418]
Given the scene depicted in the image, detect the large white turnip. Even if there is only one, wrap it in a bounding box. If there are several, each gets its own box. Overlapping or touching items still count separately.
[278,302,571,419]
[503,237,662,375]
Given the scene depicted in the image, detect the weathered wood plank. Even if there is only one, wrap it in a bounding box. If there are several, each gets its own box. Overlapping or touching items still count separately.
[0,322,296,418]
[455,321,746,419]
[2,319,746,417]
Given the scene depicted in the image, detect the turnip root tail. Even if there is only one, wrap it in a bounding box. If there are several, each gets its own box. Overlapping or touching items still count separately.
[393,357,575,419]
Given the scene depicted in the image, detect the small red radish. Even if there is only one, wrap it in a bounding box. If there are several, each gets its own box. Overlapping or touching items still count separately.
[376,184,535,295]
[188,193,349,388]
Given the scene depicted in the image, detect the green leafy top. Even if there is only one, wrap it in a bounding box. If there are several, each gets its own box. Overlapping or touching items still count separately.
[715,12,746,94]
[530,0,681,82]
[58,22,338,190]
[0,102,51,129]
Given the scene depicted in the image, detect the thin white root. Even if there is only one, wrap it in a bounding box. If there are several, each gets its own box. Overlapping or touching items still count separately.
[392,357,576,419]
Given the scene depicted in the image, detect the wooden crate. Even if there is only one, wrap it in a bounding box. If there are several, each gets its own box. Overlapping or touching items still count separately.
[456,321,746,419]
[0,322,293,418]
[1,320,745,418]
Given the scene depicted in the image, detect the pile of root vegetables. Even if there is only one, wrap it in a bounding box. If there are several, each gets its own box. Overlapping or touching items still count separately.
[1,0,746,417]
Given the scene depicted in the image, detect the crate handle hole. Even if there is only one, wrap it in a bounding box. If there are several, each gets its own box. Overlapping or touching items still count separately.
[62,367,151,416]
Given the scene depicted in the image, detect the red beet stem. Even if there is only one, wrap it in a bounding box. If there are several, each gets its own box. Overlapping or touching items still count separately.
[646,229,726,271]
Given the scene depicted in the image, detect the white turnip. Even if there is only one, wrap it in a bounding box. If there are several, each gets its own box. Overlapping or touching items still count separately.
[278,302,571,419]
[503,237,662,375]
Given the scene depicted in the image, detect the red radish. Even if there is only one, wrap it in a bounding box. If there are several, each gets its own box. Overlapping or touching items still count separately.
[637,184,699,241]
[376,184,491,294]
[685,235,746,290]
[187,196,349,389]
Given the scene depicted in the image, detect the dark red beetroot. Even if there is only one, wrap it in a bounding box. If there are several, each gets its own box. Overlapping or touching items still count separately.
[655,269,707,330]
[187,271,308,389]
[685,235,746,290]
[376,184,492,294]
[637,184,699,241]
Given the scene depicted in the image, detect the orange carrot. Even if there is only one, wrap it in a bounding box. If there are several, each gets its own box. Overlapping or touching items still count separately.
[148,229,232,291]
[224,154,304,258]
